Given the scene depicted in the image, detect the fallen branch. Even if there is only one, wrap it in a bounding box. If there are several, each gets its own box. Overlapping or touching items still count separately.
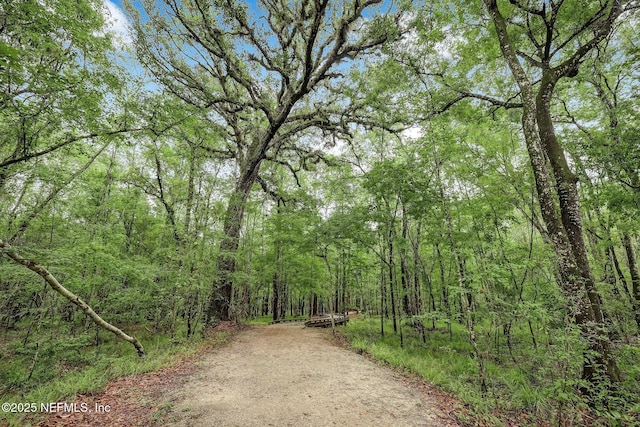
[0,240,145,356]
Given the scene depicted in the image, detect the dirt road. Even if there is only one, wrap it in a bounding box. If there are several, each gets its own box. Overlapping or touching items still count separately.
[167,323,456,427]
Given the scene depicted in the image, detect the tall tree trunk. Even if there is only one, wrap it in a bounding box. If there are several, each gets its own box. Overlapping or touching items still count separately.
[609,245,633,301]
[439,173,469,321]
[622,233,640,329]
[153,150,181,246]
[380,242,387,337]
[536,79,620,384]
[272,271,280,322]
[311,294,318,317]
[400,203,412,316]
[411,224,423,316]
[388,220,398,334]
[280,278,288,319]
[484,0,621,390]
[205,167,259,324]
[184,142,197,238]
[322,247,334,313]
[435,242,451,338]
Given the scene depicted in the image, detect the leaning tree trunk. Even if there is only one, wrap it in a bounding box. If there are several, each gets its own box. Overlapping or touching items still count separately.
[0,240,144,356]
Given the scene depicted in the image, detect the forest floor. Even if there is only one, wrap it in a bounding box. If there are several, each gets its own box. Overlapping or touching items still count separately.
[36,323,464,427]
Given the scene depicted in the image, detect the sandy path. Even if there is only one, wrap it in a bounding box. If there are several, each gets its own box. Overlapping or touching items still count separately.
[167,323,453,427]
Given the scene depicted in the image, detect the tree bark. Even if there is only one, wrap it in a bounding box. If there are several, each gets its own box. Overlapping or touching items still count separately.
[205,166,259,323]
[400,202,412,316]
[388,220,398,334]
[622,233,640,329]
[483,0,621,389]
[536,64,620,387]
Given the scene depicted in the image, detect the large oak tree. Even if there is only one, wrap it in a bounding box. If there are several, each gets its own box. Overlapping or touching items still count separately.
[127,0,403,323]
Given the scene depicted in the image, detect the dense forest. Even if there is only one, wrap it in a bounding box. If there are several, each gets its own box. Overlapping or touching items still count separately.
[1,0,639,425]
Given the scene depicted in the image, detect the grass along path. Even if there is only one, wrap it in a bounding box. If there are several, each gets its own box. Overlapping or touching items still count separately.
[0,323,241,427]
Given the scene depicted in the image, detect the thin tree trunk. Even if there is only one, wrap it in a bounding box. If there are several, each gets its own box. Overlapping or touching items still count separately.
[185,143,197,238]
[9,141,110,243]
[610,245,633,301]
[435,242,451,339]
[154,150,181,245]
[272,270,280,322]
[380,241,387,337]
[411,224,424,316]
[388,221,398,334]
[400,202,412,316]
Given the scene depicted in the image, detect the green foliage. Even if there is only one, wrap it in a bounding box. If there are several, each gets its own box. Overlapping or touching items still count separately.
[0,325,224,426]
[0,0,125,178]
[343,317,640,425]
[345,319,488,400]
[1,0,639,425]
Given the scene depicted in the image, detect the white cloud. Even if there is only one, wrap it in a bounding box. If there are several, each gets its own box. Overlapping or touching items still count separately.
[433,26,463,61]
[402,125,423,140]
[102,0,133,47]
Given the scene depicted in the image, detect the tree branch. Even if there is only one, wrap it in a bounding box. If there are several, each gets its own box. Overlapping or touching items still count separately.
[0,240,145,357]
[0,127,144,169]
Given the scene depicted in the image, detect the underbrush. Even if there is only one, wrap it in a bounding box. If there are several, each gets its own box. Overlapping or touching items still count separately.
[0,322,224,426]
[343,316,640,426]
